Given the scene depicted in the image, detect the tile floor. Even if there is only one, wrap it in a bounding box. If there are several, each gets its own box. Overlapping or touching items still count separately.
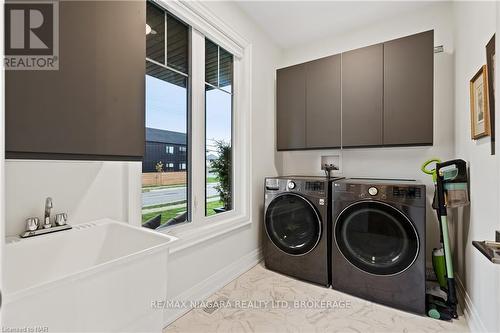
[164,262,469,333]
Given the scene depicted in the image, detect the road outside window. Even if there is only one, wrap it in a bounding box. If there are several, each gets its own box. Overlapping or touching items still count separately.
[142,2,191,229]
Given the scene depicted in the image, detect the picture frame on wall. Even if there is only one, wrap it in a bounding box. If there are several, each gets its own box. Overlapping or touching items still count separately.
[486,34,496,154]
[470,65,490,139]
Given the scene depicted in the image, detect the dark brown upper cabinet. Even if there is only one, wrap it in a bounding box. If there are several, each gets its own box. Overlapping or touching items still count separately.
[342,44,383,147]
[276,56,341,151]
[276,64,306,150]
[383,30,434,146]
[276,30,433,151]
[5,1,146,160]
[305,55,341,149]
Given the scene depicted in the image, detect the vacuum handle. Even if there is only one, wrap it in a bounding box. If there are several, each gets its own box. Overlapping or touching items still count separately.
[436,159,464,168]
[436,159,467,183]
[421,159,441,183]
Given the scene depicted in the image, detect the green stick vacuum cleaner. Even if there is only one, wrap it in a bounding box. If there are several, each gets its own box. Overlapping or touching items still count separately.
[421,159,469,320]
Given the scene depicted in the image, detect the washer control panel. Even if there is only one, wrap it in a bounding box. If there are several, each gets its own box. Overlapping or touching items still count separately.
[265,178,329,199]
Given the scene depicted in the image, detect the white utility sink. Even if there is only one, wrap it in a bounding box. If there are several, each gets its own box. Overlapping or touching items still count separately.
[3,219,177,333]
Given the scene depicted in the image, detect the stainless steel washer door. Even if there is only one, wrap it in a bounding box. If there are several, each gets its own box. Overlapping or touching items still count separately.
[335,201,419,275]
[265,193,321,256]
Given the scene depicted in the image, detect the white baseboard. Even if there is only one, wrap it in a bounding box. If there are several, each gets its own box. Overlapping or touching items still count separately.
[456,276,487,332]
[163,248,263,328]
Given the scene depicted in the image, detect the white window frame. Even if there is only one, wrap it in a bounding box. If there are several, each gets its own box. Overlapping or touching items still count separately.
[166,145,174,154]
[138,0,252,250]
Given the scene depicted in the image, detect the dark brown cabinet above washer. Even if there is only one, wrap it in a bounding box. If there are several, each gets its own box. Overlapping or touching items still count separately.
[342,44,383,147]
[276,64,307,150]
[5,1,146,160]
[306,55,341,149]
[384,30,434,146]
[276,30,434,151]
[276,55,341,150]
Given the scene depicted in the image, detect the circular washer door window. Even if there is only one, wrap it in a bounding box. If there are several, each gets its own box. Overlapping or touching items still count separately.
[265,193,321,256]
[335,201,419,275]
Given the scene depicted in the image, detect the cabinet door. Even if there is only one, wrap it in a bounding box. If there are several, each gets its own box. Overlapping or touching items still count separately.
[342,44,383,147]
[305,55,341,149]
[6,1,145,160]
[276,64,306,150]
[384,30,434,145]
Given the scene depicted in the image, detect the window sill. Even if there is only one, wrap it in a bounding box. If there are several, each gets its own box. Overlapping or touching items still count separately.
[160,214,252,254]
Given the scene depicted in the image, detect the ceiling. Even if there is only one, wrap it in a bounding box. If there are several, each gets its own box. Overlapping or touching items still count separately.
[236,1,435,49]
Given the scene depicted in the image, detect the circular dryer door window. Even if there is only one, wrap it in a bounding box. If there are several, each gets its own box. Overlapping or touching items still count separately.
[335,201,419,275]
[265,193,321,256]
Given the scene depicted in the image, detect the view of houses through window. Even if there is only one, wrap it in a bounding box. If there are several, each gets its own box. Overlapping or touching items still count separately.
[143,2,190,229]
[143,1,233,229]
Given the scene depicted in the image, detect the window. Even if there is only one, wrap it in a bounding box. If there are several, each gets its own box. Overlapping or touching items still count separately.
[205,39,233,216]
[140,0,249,233]
[143,1,189,229]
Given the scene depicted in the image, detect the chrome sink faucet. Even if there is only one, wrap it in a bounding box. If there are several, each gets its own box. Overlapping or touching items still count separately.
[21,197,71,238]
[43,197,53,229]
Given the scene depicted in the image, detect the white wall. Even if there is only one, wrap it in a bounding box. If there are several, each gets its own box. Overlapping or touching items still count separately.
[452,2,500,332]
[5,160,141,236]
[278,1,455,263]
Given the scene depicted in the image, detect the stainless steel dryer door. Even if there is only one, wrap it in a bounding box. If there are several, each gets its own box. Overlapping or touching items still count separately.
[265,193,321,256]
[335,201,419,275]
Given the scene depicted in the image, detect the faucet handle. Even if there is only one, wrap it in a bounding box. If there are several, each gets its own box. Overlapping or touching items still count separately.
[25,217,40,231]
[54,213,68,226]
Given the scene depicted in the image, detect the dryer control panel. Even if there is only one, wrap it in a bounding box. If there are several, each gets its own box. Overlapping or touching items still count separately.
[333,179,426,207]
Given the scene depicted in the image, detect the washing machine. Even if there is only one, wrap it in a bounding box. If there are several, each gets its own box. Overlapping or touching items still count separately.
[331,179,426,314]
[264,176,342,286]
